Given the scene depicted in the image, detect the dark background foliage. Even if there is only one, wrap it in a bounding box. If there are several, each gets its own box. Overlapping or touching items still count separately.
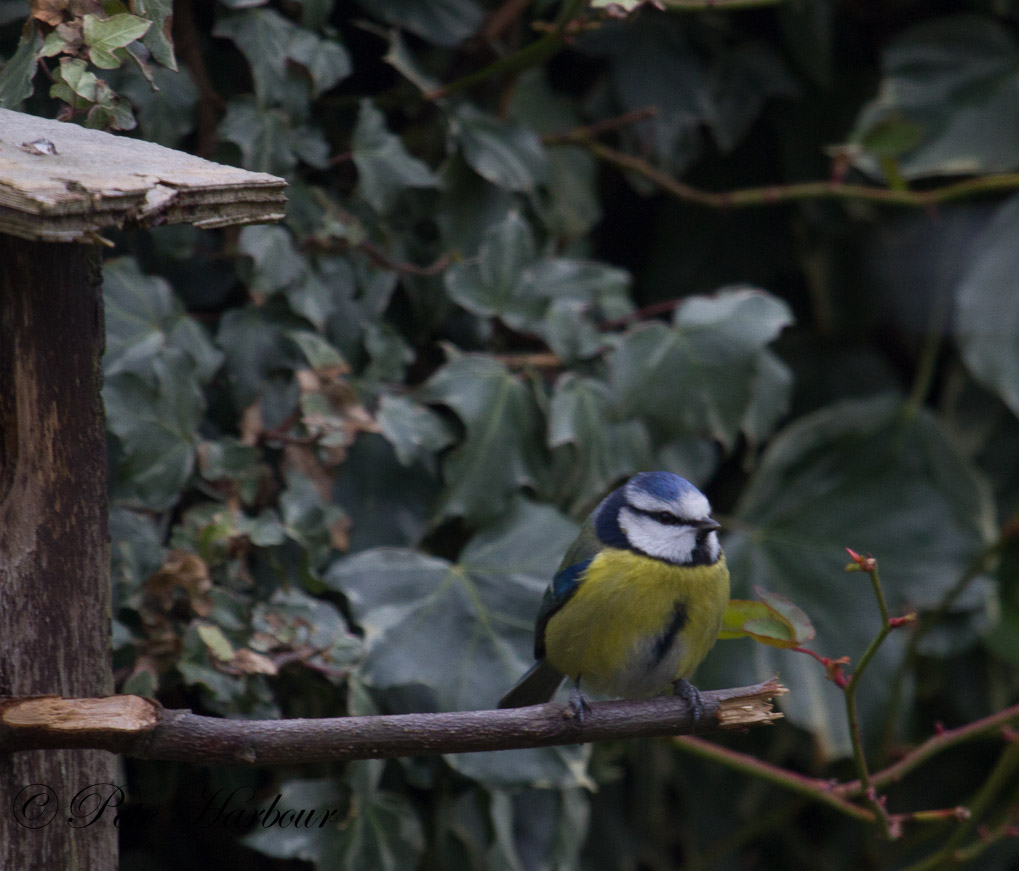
[3,0,1019,868]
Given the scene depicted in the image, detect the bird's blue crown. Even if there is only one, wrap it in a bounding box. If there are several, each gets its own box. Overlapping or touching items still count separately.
[594,472,705,548]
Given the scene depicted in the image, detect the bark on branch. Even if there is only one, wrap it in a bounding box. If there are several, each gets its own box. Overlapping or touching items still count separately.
[0,681,785,765]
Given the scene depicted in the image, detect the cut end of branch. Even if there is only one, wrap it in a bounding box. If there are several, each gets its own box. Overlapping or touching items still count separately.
[714,679,787,729]
[1,695,160,733]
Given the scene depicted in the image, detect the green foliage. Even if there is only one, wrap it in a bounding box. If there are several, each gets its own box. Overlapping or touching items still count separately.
[4,1,1019,869]
[0,5,174,127]
[850,16,1019,179]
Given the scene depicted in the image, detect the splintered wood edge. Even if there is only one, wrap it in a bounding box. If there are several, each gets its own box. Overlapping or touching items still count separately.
[0,695,160,733]
[0,108,287,242]
[715,680,787,729]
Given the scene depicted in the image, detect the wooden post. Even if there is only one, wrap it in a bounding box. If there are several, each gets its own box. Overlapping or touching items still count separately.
[0,108,285,870]
[0,238,113,868]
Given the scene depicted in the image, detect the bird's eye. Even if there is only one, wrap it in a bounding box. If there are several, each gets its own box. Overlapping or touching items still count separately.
[655,511,678,525]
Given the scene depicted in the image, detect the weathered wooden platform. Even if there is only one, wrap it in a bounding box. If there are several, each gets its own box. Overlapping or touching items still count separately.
[0,108,287,242]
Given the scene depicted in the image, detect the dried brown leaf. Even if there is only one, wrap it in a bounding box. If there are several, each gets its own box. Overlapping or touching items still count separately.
[31,0,68,27]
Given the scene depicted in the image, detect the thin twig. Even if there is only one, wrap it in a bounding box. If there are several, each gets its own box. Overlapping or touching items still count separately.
[491,352,564,369]
[425,0,587,101]
[542,107,660,146]
[843,556,895,838]
[942,812,1019,868]
[898,743,1019,871]
[599,298,683,330]
[672,734,875,823]
[660,0,785,7]
[482,0,533,43]
[912,533,1014,648]
[881,527,1017,756]
[306,237,452,277]
[838,701,1019,797]
[560,139,1019,210]
[357,243,451,277]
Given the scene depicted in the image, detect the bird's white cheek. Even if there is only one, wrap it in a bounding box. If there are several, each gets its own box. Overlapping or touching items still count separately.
[705,531,721,563]
[618,509,697,564]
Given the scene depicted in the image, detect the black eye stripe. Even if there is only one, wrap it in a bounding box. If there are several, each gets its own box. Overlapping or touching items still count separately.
[631,507,685,525]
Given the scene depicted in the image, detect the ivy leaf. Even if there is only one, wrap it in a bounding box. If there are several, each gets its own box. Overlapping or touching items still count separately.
[352,99,438,214]
[381,28,441,94]
[0,21,42,108]
[82,13,150,69]
[237,224,306,294]
[103,257,222,381]
[437,154,516,255]
[583,16,708,174]
[85,78,137,131]
[742,349,794,448]
[528,260,631,319]
[289,329,347,371]
[444,211,541,330]
[508,70,602,239]
[286,25,351,97]
[417,356,545,523]
[719,588,815,648]
[334,433,437,552]
[217,304,302,408]
[241,779,352,864]
[119,63,198,148]
[280,470,348,569]
[956,192,1019,419]
[110,506,166,598]
[104,257,182,376]
[849,16,1019,179]
[608,288,793,449]
[51,57,99,104]
[357,0,484,48]
[215,8,348,106]
[221,98,329,173]
[325,501,590,786]
[455,104,549,192]
[326,499,576,712]
[132,0,177,70]
[220,100,291,173]
[707,41,797,152]
[214,9,295,105]
[322,761,424,871]
[376,395,455,470]
[713,395,995,759]
[445,212,632,354]
[104,351,205,511]
[548,374,652,514]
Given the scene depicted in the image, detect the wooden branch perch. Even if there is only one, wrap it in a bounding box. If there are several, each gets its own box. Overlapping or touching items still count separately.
[0,680,785,765]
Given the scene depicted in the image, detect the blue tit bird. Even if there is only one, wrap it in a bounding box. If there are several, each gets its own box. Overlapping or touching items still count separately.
[498,471,729,715]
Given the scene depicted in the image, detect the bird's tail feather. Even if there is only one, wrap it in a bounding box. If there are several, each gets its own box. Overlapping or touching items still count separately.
[497,660,565,708]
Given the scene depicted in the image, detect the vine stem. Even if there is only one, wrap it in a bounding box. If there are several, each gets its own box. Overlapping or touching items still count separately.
[837,700,1019,796]
[672,735,875,823]
[425,0,587,101]
[660,0,785,7]
[551,138,1019,209]
[898,743,1019,871]
[842,556,896,837]
[879,527,1016,758]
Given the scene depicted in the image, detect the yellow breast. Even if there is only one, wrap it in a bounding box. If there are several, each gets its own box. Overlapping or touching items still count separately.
[542,549,729,698]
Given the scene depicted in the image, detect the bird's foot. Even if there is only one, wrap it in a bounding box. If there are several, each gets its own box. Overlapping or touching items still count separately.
[673,679,705,732]
[563,686,593,723]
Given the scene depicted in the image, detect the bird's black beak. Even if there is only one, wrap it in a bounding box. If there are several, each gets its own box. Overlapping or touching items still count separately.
[694,518,722,532]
